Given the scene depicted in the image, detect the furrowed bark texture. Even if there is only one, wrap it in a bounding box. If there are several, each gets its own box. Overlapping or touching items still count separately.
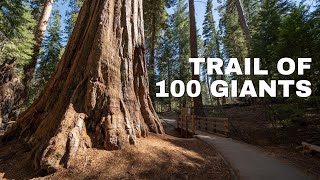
[4,0,163,173]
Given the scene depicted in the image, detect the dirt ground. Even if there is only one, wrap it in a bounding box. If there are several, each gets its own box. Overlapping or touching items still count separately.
[225,105,320,177]
[0,122,231,180]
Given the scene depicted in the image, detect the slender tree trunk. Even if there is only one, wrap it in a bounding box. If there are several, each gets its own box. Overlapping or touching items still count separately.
[23,0,54,105]
[234,0,255,80]
[4,0,163,173]
[188,0,204,116]
[167,58,172,111]
[221,75,226,105]
[206,74,214,105]
[149,14,156,106]
[234,0,251,44]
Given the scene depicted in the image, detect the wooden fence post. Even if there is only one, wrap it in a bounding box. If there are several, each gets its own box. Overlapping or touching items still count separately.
[180,115,183,135]
[214,119,217,133]
[192,115,195,135]
[205,118,207,131]
[186,115,188,138]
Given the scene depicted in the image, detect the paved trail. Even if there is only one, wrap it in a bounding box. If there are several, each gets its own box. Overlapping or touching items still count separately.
[162,118,317,180]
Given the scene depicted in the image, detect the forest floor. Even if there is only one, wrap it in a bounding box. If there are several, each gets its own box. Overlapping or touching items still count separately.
[225,104,320,177]
[0,121,231,179]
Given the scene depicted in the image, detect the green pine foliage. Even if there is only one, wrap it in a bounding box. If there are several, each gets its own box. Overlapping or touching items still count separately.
[156,26,174,110]
[156,16,180,110]
[0,0,27,39]
[154,0,192,110]
[216,0,320,98]
[219,0,248,84]
[30,0,45,20]
[202,0,222,105]
[219,0,248,59]
[173,0,191,82]
[242,0,259,32]
[173,0,192,107]
[203,0,221,58]
[34,9,63,92]
[248,0,320,96]
[143,0,169,105]
[143,0,168,46]
[310,2,320,94]
[0,0,35,74]
[251,0,290,78]
[65,0,84,38]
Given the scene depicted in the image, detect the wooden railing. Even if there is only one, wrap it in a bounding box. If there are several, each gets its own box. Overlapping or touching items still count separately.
[196,116,229,137]
[177,108,229,137]
[177,108,195,137]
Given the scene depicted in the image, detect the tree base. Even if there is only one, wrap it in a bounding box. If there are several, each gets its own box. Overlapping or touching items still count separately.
[3,0,164,173]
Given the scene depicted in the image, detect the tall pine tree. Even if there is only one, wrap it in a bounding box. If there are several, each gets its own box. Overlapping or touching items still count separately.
[156,17,175,111]
[172,0,191,107]
[219,0,248,86]
[0,0,35,69]
[251,0,289,79]
[202,0,222,105]
[143,0,168,106]
[33,9,63,97]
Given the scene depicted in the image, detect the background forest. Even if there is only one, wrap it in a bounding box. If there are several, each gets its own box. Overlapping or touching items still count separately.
[0,0,319,130]
[0,0,320,178]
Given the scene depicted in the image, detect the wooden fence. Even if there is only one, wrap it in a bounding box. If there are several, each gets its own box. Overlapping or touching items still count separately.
[177,108,229,137]
[177,108,196,138]
[196,116,229,137]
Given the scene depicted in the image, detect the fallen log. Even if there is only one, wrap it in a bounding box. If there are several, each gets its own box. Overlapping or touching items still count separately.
[302,142,320,154]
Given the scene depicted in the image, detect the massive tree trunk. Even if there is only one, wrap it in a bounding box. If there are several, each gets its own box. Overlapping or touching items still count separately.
[167,58,172,111]
[188,0,204,116]
[4,0,163,173]
[23,0,54,105]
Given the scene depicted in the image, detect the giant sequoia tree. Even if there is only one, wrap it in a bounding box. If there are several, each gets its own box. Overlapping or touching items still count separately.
[3,0,164,173]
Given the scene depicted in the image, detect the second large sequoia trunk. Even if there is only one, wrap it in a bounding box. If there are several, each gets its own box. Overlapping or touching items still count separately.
[4,0,164,173]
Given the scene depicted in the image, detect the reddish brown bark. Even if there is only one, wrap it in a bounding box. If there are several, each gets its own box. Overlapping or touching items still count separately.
[188,0,204,116]
[4,0,163,173]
